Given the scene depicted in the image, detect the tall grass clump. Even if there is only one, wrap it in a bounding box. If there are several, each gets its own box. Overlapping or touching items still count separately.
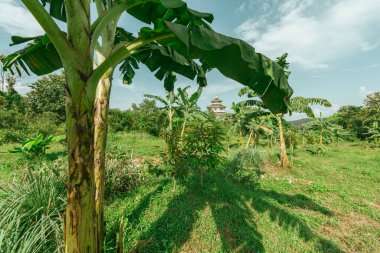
[226,148,264,185]
[0,160,66,253]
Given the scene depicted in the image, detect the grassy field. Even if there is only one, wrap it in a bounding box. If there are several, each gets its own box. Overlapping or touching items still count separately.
[103,142,380,252]
[1,134,379,252]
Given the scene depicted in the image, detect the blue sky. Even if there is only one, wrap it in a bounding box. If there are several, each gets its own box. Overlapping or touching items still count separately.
[1,0,379,119]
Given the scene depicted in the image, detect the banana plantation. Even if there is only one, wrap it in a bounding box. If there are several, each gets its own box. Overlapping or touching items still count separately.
[0,0,379,252]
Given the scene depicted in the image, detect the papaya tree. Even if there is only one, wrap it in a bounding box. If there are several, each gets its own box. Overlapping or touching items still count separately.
[1,1,293,252]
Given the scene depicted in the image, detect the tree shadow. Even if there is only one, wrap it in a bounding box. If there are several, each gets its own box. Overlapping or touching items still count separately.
[245,189,342,252]
[133,179,208,252]
[105,179,170,252]
[45,151,67,161]
[121,173,342,252]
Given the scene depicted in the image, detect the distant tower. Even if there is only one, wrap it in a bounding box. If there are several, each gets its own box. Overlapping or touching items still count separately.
[208,96,226,117]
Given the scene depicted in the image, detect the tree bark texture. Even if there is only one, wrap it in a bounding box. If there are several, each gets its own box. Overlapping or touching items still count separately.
[94,76,112,252]
[65,73,97,253]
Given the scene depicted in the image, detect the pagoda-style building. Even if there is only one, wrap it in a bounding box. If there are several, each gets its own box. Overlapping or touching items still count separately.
[207,96,226,117]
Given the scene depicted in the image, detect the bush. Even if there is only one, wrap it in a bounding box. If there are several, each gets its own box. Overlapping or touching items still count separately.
[182,117,226,184]
[0,161,66,253]
[285,129,302,154]
[226,148,264,185]
[27,112,63,137]
[105,146,152,197]
[108,109,134,132]
[306,145,325,155]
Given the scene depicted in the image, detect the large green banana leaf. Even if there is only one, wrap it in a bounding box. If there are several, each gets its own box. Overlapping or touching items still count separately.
[2,35,62,76]
[159,22,293,113]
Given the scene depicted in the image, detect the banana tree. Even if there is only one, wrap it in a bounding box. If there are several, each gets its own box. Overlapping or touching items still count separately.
[238,54,291,167]
[364,122,380,145]
[230,102,252,145]
[237,87,272,148]
[144,90,177,161]
[245,115,274,147]
[176,85,204,142]
[304,112,336,147]
[1,1,293,251]
[144,90,182,193]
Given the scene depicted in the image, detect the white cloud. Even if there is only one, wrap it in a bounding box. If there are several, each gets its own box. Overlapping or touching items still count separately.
[201,79,241,98]
[235,0,380,69]
[359,86,373,98]
[14,82,30,95]
[0,0,43,36]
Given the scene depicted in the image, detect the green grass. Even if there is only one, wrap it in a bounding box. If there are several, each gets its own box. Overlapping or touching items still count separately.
[104,142,380,253]
[0,142,66,185]
[1,134,379,252]
[107,131,164,158]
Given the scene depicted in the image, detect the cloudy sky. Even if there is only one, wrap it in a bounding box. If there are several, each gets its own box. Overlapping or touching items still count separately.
[1,0,379,118]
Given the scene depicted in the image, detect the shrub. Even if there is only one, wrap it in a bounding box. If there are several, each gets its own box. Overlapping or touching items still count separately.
[303,131,319,145]
[182,117,226,185]
[226,148,264,185]
[105,146,152,197]
[306,145,325,155]
[27,112,63,137]
[285,129,302,154]
[0,161,66,253]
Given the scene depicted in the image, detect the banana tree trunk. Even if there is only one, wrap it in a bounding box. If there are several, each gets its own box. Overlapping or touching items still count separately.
[246,129,254,148]
[277,115,288,168]
[64,74,98,253]
[94,76,112,253]
[180,116,187,144]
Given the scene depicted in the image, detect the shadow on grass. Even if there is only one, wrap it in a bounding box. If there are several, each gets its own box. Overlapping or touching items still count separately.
[45,151,67,161]
[109,174,342,252]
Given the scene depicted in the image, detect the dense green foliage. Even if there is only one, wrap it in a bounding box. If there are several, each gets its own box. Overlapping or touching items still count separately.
[182,117,226,181]
[0,74,65,144]
[226,148,264,185]
[329,92,380,142]
[24,74,66,123]
[108,99,164,136]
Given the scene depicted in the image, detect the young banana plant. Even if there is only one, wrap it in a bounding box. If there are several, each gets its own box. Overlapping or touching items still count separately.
[176,85,204,143]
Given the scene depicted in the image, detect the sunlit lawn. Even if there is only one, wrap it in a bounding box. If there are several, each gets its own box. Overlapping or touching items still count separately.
[1,135,379,252]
